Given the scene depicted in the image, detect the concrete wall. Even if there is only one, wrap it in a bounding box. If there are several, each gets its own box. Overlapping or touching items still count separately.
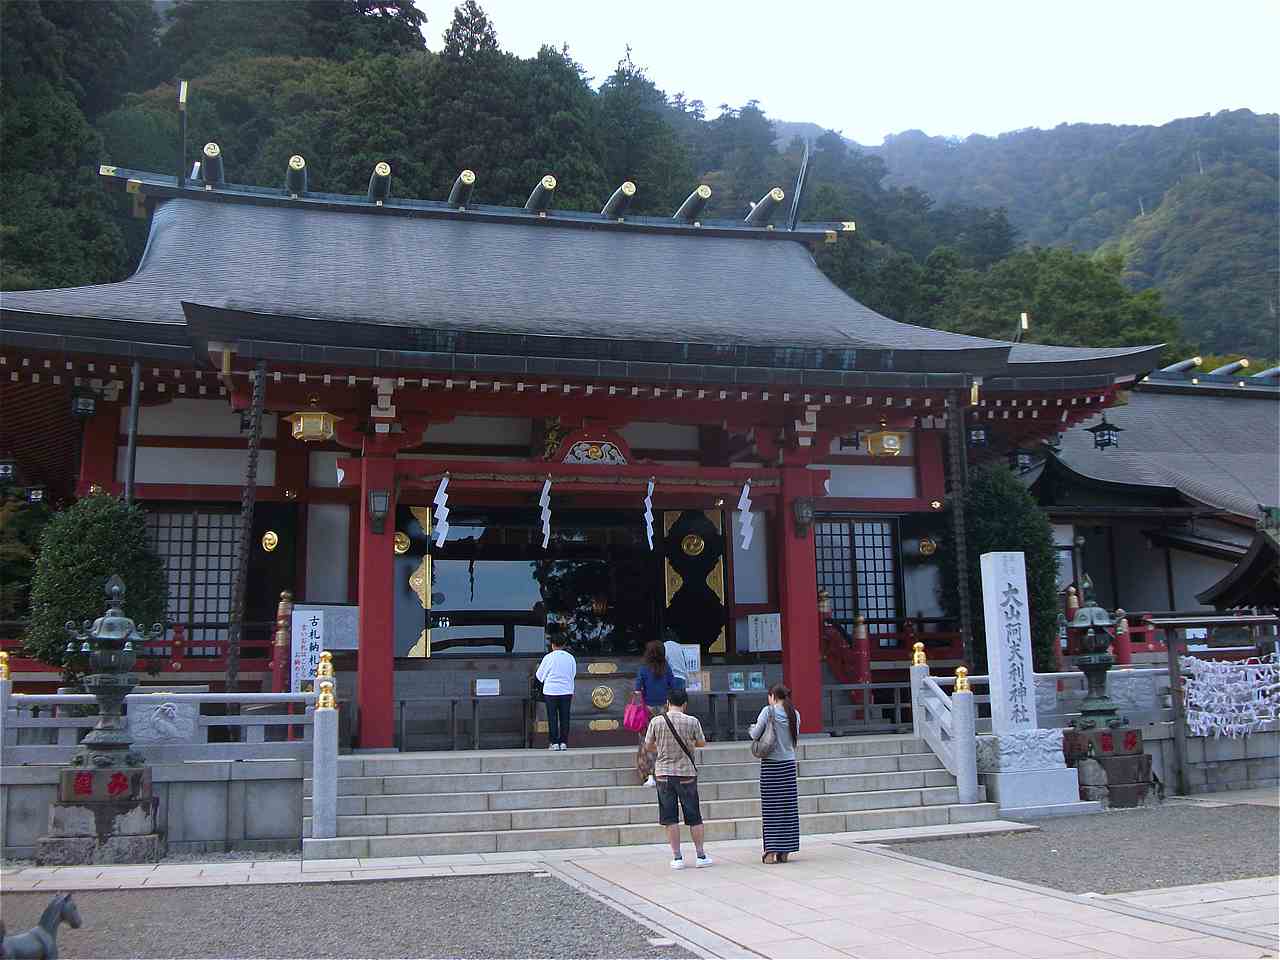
[1143,722,1279,795]
[2,761,303,858]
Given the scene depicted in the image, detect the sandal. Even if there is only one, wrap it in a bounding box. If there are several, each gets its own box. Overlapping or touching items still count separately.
[762,852,778,864]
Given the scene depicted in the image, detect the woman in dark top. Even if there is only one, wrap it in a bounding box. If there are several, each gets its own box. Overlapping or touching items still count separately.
[633,641,677,786]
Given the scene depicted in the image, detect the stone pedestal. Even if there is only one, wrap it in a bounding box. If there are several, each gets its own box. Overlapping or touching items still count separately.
[977,728,1101,818]
[34,765,164,865]
[1064,727,1151,807]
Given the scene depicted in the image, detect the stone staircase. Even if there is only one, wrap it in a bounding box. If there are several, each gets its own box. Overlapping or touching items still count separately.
[302,734,998,860]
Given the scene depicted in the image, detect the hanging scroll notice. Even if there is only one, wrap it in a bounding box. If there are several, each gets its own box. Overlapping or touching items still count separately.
[291,610,324,693]
[981,551,1037,734]
[1181,654,1279,738]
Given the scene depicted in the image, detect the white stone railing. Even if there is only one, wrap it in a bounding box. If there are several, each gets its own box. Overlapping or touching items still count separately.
[943,667,1174,731]
[0,684,317,765]
[909,664,979,803]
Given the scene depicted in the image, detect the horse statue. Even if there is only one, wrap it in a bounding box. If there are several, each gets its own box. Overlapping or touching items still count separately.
[0,893,82,959]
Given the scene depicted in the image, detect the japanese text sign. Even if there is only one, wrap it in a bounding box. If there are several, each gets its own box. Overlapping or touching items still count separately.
[291,609,324,693]
[981,551,1038,734]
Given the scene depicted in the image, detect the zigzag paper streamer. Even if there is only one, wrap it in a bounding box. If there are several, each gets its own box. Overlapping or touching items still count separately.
[643,479,655,550]
[539,478,552,549]
[737,480,754,551]
[432,475,450,547]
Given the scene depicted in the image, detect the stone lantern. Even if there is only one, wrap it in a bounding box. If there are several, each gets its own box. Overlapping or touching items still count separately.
[35,575,166,864]
[1068,579,1122,729]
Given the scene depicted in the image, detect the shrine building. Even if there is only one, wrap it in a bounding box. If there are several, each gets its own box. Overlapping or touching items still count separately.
[0,149,1161,749]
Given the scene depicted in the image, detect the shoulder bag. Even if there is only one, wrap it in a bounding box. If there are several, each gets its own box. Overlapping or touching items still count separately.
[750,706,777,759]
[662,713,698,771]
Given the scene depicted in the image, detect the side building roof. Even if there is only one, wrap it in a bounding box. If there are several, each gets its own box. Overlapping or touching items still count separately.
[1046,387,1280,521]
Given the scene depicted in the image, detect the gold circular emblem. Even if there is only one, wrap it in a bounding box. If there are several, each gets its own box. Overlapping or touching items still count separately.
[261,531,278,553]
[393,531,411,555]
[587,444,603,460]
[591,685,614,709]
[681,533,705,557]
[918,536,938,557]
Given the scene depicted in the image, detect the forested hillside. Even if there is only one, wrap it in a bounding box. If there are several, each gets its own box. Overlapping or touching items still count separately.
[3,0,1231,362]
[871,114,1279,356]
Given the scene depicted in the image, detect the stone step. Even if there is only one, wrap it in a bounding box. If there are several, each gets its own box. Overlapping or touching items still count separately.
[305,785,968,837]
[309,736,932,780]
[306,752,945,797]
[302,802,1002,859]
[302,768,959,815]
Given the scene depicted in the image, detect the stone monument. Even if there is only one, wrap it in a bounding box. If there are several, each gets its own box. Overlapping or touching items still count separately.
[977,552,1097,817]
[34,576,166,864]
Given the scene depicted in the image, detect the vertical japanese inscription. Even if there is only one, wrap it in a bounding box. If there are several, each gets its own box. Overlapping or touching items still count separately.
[981,552,1038,734]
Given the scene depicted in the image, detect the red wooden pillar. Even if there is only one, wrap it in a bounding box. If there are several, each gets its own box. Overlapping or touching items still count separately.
[915,431,946,505]
[777,466,824,733]
[77,409,118,496]
[356,455,397,748]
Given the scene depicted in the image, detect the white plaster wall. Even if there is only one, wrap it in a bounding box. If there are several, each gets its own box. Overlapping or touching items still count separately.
[619,422,700,450]
[120,398,277,438]
[903,564,945,619]
[424,416,531,445]
[812,464,917,499]
[306,504,350,603]
[1171,549,1234,610]
[1111,523,1173,612]
[732,517,769,604]
[117,447,276,485]
[308,451,344,489]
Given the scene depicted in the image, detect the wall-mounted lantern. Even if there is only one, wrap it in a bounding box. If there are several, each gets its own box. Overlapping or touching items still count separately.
[792,496,815,538]
[70,388,98,419]
[865,418,907,457]
[367,489,391,534]
[966,425,989,448]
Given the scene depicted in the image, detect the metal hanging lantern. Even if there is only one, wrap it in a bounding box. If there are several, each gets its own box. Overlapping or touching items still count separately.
[1007,447,1036,472]
[966,424,989,448]
[865,418,907,457]
[286,397,339,443]
[70,388,98,419]
[1086,416,1123,450]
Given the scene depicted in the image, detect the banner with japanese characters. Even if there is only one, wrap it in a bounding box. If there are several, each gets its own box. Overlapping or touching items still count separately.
[980,551,1037,734]
[291,609,324,693]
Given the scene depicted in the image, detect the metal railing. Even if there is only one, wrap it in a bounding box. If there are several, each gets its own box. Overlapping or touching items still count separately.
[822,682,913,735]
[0,689,316,764]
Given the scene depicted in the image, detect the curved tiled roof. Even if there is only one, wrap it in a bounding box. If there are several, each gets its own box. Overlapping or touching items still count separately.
[2,186,1162,380]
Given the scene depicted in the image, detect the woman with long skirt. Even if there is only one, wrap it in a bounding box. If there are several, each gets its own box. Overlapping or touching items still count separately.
[750,683,800,863]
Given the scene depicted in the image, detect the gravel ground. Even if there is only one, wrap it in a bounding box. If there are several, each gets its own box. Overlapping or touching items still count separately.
[888,803,1280,894]
[3,848,298,868]
[0,875,697,960]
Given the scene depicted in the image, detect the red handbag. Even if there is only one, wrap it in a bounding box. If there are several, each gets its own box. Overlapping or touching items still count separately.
[623,694,649,732]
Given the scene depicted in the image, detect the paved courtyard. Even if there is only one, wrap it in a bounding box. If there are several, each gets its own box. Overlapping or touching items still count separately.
[3,830,1277,959]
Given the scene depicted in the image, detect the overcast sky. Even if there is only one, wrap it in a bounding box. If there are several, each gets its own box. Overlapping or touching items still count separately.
[416,0,1278,144]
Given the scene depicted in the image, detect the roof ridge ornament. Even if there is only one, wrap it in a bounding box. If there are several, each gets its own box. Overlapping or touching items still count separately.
[525,174,557,215]
[201,143,224,190]
[745,187,785,227]
[448,169,476,208]
[601,181,636,220]
[673,184,711,223]
[368,161,391,205]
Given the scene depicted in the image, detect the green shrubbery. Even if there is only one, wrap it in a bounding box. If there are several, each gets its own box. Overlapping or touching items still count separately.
[938,464,1060,672]
[25,493,166,672]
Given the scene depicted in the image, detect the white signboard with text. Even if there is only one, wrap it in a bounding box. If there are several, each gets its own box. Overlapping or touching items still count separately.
[981,551,1038,734]
[747,613,782,652]
[291,609,324,693]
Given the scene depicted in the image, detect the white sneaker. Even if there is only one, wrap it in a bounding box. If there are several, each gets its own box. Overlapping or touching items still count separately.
[670,857,686,870]
[644,775,657,787]
[547,744,559,750]
[695,854,713,868]
[558,743,569,751]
